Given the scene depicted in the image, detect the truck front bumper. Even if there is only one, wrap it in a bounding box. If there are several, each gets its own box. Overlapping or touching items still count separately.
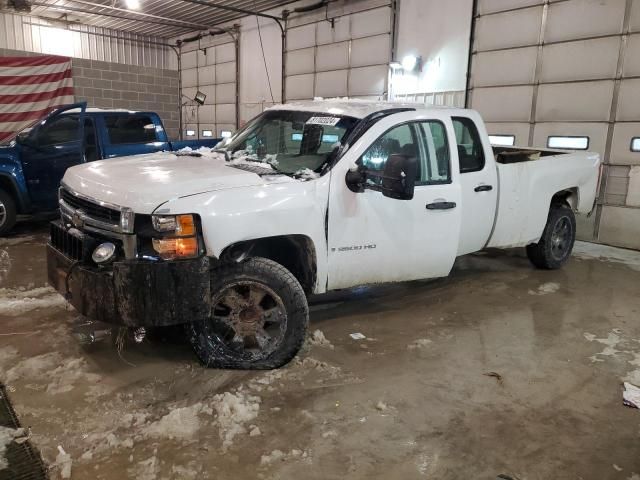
[47,242,211,327]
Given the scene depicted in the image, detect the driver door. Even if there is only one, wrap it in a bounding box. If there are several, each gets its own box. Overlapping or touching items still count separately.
[327,112,462,289]
[21,103,86,210]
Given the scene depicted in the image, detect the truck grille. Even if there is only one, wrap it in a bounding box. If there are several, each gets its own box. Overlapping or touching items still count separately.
[50,221,86,261]
[60,188,121,226]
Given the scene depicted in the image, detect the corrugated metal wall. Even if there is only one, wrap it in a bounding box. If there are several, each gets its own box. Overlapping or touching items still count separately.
[0,11,173,69]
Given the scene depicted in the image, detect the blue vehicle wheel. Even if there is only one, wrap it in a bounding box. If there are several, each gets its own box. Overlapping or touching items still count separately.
[0,189,17,236]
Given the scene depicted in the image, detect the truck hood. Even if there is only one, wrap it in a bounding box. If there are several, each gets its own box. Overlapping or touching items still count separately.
[62,150,293,214]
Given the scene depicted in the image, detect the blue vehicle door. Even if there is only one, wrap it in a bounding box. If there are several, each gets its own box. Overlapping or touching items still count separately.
[20,103,86,211]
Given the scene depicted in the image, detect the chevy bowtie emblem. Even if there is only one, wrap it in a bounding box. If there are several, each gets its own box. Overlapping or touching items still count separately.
[71,210,85,229]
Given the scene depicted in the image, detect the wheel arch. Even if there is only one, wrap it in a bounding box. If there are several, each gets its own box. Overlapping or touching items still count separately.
[219,234,318,295]
[551,187,579,210]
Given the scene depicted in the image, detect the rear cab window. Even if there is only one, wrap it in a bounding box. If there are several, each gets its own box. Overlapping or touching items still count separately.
[104,114,158,145]
[452,117,485,173]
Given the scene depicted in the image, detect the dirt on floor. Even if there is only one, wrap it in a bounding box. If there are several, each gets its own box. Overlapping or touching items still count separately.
[0,222,639,480]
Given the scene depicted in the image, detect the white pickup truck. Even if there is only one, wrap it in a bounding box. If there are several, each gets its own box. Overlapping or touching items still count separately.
[47,100,600,369]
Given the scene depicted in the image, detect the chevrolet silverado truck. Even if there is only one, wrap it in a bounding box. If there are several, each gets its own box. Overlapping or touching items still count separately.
[0,102,219,235]
[46,100,600,369]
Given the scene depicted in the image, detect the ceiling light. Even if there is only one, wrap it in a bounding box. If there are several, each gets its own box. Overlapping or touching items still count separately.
[125,0,140,10]
[401,55,418,72]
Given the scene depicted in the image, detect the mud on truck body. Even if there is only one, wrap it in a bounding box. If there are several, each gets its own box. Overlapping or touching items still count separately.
[47,100,601,369]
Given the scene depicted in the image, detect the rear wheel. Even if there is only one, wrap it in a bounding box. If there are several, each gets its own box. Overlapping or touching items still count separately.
[0,189,17,236]
[526,203,576,269]
[187,257,309,369]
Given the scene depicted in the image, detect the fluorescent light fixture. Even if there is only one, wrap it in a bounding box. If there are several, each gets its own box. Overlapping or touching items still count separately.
[401,54,418,72]
[389,61,402,70]
[291,133,303,141]
[221,130,232,138]
[489,134,515,146]
[125,0,140,9]
[547,136,589,150]
[186,129,195,136]
[194,91,206,105]
[631,137,640,152]
[202,130,213,137]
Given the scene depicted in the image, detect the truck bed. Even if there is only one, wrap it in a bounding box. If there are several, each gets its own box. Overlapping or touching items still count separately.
[487,147,600,249]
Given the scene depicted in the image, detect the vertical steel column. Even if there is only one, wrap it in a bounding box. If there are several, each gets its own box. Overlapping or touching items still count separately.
[527,0,549,147]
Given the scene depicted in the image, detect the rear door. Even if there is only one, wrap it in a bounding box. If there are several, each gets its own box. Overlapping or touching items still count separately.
[21,104,86,210]
[327,111,462,289]
[452,113,499,255]
[100,113,169,158]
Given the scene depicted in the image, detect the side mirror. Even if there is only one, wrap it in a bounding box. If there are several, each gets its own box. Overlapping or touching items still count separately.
[380,154,417,200]
[16,131,33,146]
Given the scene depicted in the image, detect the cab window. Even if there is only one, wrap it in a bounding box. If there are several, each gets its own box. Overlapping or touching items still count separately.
[452,117,485,173]
[105,115,158,144]
[35,115,80,146]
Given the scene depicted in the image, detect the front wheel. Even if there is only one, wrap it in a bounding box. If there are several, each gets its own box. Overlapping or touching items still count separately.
[187,257,309,369]
[526,203,576,270]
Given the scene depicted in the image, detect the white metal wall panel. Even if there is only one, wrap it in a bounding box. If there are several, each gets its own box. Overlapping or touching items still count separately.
[623,34,640,76]
[532,122,609,156]
[180,37,237,139]
[545,0,625,43]
[616,79,640,122]
[484,122,531,145]
[472,47,537,87]
[474,7,543,51]
[477,0,543,15]
[535,81,614,122]
[471,86,534,122]
[284,3,392,101]
[611,123,640,165]
[540,37,620,82]
[468,0,640,249]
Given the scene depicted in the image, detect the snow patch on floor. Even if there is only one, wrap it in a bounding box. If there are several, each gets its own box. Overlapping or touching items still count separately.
[583,331,623,362]
[408,338,432,350]
[0,286,68,316]
[307,329,334,349]
[584,329,640,384]
[128,450,159,480]
[0,235,38,246]
[212,391,261,450]
[260,448,308,465]
[573,241,640,272]
[528,282,560,296]
[143,403,212,440]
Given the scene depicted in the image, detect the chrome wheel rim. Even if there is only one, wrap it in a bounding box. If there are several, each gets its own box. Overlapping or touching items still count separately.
[550,216,572,260]
[208,281,287,360]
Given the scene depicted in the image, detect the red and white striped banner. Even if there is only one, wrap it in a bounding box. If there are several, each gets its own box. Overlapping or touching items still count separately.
[0,55,75,143]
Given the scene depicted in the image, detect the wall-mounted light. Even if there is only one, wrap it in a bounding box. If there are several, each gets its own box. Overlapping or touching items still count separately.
[125,0,140,10]
[194,91,206,105]
[401,54,422,73]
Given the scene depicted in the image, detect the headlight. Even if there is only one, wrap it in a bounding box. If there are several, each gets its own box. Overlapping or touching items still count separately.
[150,214,200,259]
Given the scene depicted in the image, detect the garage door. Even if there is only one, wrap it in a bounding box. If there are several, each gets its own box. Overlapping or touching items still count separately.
[284,0,393,101]
[180,35,238,140]
[467,0,640,249]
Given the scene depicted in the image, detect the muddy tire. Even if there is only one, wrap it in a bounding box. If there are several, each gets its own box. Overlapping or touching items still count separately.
[526,203,576,270]
[0,189,17,236]
[187,257,309,369]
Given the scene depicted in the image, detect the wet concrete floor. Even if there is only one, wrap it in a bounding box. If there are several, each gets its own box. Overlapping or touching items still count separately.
[0,222,639,480]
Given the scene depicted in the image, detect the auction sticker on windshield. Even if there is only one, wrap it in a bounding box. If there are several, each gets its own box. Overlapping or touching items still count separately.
[306,116,341,126]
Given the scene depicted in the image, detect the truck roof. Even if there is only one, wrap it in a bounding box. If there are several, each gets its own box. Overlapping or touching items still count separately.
[268,99,468,119]
[61,107,154,115]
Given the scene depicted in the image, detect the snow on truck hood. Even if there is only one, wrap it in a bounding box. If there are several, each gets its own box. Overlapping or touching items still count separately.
[62,148,294,214]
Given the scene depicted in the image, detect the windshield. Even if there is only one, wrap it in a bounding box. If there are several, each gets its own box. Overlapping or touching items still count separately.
[216,110,359,175]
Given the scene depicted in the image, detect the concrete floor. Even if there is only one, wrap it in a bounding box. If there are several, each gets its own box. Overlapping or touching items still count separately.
[1,223,639,480]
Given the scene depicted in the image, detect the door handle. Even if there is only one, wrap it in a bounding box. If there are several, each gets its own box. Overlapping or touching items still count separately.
[426,201,457,210]
[474,185,493,192]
